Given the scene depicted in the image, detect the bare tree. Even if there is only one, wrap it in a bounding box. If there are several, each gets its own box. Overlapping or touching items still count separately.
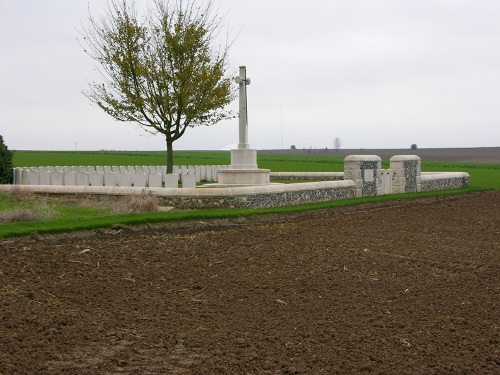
[333,137,342,152]
[80,0,234,173]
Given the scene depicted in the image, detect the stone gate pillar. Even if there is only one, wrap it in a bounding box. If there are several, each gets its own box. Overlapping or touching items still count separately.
[344,155,382,197]
[390,155,421,193]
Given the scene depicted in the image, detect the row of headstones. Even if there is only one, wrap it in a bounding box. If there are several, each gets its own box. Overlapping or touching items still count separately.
[13,165,230,188]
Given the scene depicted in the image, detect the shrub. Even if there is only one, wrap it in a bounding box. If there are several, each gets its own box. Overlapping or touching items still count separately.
[0,135,14,184]
[411,144,418,150]
[0,209,41,224]
[113,193,159,214]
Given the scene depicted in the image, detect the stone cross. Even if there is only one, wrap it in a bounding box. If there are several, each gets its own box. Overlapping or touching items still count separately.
[235,66,251,149]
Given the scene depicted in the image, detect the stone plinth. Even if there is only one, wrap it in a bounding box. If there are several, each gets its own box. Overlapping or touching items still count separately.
[215,147,270,186]
[230,149,258,169]
[217,169,271,186]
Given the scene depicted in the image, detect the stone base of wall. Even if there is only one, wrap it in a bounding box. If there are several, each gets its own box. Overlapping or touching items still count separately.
[158,185,355,209]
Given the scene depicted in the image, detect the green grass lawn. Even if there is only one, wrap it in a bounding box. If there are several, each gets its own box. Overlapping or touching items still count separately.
[2,150,497,239]
[0,193,112,222]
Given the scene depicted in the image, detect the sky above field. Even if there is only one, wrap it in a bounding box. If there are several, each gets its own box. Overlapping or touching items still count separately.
[1,0,499,151]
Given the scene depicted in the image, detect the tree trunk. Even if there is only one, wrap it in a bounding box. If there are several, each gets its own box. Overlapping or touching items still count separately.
[166,138,174,174]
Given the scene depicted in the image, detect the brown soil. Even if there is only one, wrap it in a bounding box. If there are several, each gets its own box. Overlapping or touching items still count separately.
[1,191,499,374]
[262,147,500,164]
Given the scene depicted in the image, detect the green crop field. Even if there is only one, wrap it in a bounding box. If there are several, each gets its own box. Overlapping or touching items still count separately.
[13,150,231,168]
[13,150,499,189]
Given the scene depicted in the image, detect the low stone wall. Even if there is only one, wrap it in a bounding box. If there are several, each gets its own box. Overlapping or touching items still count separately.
[270,172,344,181]
[420,172,470,192]
[5,155,470,210]
[159,181,356,209]
[0,181,356,209]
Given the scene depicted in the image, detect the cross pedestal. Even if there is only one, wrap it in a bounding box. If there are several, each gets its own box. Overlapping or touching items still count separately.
[230,148,258,169]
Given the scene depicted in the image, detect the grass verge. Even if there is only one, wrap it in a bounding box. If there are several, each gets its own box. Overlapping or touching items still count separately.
[0,187,483,239]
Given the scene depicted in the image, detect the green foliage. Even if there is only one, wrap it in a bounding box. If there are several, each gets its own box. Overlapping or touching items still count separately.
[411,144,417,150]
[0,135,14,184]
[81,0,234,172]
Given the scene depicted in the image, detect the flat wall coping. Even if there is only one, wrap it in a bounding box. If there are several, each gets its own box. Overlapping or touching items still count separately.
[420,172,469,180]
[270,172,344,178]
[219,168,271,173]
[344,155,382,162]
[0,180,355,198]
[390,155,421,161]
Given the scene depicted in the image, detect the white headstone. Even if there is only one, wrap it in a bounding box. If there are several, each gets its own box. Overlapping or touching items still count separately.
[39,171,51,185]
[206,166,212,181]
[89,172,104,186]
[51,171,63,185]
[195,165,201,182]
[132,173,147,188]
[165,174,179,188]
[77,172,90,186]
[104,172,117,186]
[148,173,162,188]
[28,170,40,185]
[116,173,131,187]
[64,171,77,186]
[200,165,207,181]
[211,166,218,182]
[13,168,22,184]
[181,174,196,188]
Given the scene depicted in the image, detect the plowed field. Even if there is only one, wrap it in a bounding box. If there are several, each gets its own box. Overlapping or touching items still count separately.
[1,191,499,374]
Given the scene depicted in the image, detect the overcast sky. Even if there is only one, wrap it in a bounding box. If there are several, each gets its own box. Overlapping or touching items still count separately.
[1,0,499,151]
